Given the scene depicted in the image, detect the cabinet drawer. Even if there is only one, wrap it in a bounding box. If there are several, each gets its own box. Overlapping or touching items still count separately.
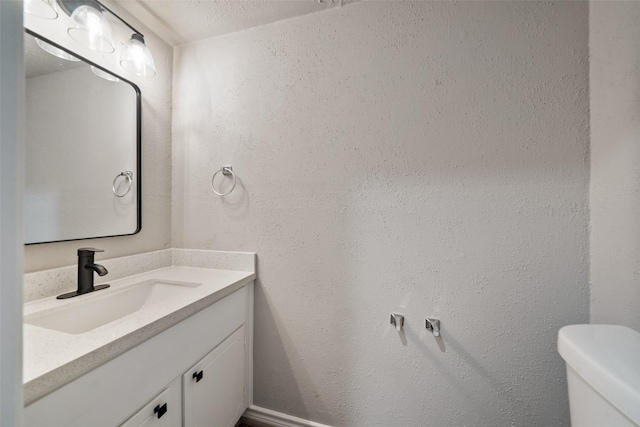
[205,285,246,346]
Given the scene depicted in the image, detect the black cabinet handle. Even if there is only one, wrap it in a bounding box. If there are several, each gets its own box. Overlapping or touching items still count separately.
[154,403,167,419]
[193,370,204,382]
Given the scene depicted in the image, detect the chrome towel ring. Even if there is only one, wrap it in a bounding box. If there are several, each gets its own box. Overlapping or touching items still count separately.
[211,165,236,197]
[112,171,133,197]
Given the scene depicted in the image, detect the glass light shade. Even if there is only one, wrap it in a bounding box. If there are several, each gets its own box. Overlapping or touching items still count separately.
[35,38,80,62]
[67,4,115,53]
[24,0,58,19]
[91,66,120,82]
[120,34,156,77]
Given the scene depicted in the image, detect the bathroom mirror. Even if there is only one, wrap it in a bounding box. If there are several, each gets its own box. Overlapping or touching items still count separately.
[24,30,141,244]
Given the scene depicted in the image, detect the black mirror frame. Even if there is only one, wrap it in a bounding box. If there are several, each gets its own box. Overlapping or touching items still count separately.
[24,28,142,245]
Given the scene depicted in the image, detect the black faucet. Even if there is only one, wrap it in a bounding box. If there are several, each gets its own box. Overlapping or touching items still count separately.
[57,248,110,299]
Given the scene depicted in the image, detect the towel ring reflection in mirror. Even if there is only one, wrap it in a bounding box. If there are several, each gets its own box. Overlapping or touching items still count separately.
[211,165,236,197]
[112,171,133,197]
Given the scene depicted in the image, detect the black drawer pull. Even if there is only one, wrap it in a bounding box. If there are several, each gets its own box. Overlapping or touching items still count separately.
[154,403,167,419]
[193,370,204,382]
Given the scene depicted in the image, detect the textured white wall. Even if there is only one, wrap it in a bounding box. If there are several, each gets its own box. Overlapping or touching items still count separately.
[173,2,590,426]
[23,1,172,272]
[590,2,640,332]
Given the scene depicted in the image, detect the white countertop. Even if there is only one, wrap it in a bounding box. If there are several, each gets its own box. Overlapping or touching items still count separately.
[24,265,255,405]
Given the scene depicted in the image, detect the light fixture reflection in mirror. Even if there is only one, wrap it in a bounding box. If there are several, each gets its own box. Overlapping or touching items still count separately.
[91,66,120,82]
[35,38,80,62]
[24,0,58,20]
[67,3,115,53]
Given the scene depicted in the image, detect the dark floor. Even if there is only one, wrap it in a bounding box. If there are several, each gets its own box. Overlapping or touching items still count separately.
[235,416,274,427]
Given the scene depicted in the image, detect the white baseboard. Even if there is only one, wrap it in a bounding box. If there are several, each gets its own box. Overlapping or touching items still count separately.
[243,405,334,427]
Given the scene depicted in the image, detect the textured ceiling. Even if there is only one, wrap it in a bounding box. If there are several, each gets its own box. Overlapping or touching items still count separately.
[116,0,351,46]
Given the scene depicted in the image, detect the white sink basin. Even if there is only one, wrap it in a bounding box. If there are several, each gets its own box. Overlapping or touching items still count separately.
[25,279,202,334]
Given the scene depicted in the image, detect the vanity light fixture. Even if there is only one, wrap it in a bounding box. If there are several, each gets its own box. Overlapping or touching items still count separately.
[24,0,58,20]
[67,2,115,53]
[120,33,156,77]
[44,0,157,77]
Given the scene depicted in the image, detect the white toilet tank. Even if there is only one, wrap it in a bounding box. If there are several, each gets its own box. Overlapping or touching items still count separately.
[558,325,640,427]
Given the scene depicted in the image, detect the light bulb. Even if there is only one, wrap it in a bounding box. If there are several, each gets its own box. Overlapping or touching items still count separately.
[67,4,114,53]
[120,34,156,77]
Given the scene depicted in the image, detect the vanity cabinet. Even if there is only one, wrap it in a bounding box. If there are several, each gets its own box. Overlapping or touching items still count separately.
[24,283,253,427]
[121,326,247,427]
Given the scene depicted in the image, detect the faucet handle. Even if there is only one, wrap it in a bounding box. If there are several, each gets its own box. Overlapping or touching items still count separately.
[78,247,104,256]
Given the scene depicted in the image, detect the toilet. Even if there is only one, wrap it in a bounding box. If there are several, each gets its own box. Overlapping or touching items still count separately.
[558,325,640,427]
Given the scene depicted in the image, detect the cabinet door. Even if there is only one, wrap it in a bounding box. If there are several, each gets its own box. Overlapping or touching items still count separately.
[120,377,181,427]
[183,326,246,427]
